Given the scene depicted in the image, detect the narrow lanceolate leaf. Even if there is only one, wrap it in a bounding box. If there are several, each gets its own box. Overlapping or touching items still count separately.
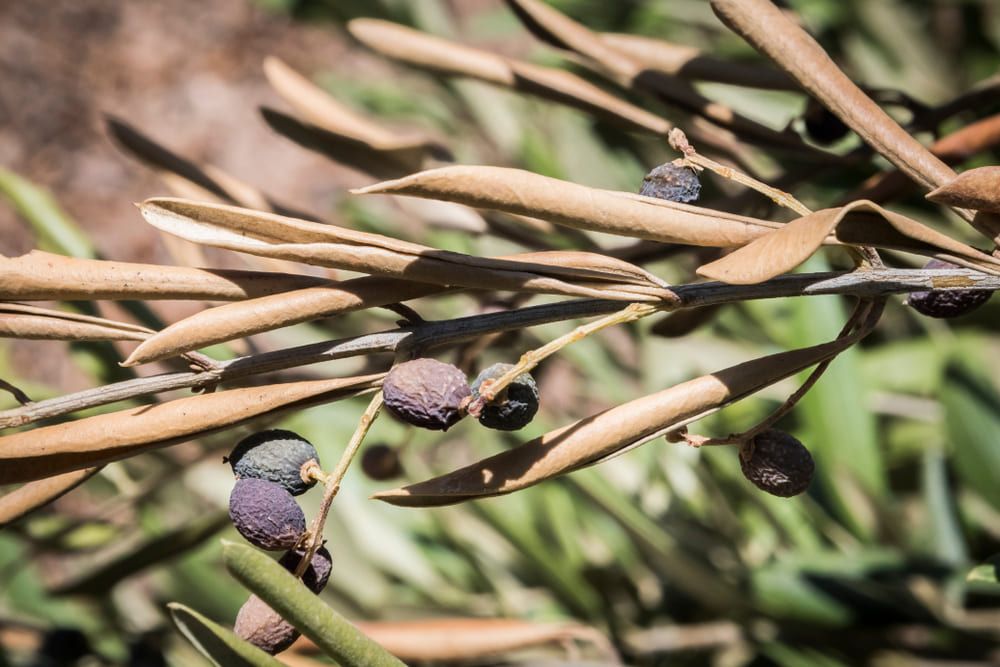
[263,56,447,159]
[505,0,811,153]
[0,467,101,528]
[374,338,853,506]
[138,198,674,302]
[0,374,384,485]
[697,200,1000,284]
[347,618,616,662]
[0,303,153,341]
[353,165,785,246]
[927,167,1000,214]
[123,250,668,367]
[598,33,795,90]
[709,0,958,195]
[1,250,334,301]
[346,19,672,136]
[168,603,286,667]
[223,541,405,667]
[124,278,443,366]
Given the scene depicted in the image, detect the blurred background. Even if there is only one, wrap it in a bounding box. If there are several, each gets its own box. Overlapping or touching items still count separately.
[3,0,1000,665]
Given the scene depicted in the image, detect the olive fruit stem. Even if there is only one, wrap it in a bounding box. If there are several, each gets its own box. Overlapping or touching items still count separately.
[477,302,663,405]
[676,297,886,449]
[293,390,384,580]
[668,128,879,268]
[668,128,811,217]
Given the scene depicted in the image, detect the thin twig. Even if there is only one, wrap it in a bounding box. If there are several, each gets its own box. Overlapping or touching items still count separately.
[2,267,996,429]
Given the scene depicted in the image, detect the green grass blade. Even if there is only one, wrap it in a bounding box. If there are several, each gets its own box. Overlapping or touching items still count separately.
[0,167,95,258]
[222,540,405,667]
[168,602,285,667]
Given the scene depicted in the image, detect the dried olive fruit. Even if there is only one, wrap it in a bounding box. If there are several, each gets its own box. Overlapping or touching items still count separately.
[278,545,333,594]
[905,258,992,318]
[803,97,849,145]
[226,429,319,496]
[382,358,472,431]
[234,594,299,655]
[739,429,814,498]
[360,444,403,481]
[229,478,306,550]
[470,363,539,431]
[639,160,701,203]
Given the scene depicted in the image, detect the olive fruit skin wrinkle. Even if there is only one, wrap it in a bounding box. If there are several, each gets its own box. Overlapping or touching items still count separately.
[639,161,701,203]
[382,358,472,430]
[739,429,814,498]
[227,429,320,496]
[229,478,306,550]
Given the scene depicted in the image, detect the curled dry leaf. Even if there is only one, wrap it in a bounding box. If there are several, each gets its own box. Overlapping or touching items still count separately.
[138,197,673,302]
[123,249,666,367]
[0,250,333,301]
[709,0,958,197]
[598,33,795,90]
[353,165,786,246]
[263,56,449,162]
[335,618,618,663]
[0,303,153,341]
[346,19,672,136]
[373,338,852,506]
[505,0,811,153]
[927,167,1000,214]
[697,200,1000,285]
[0,467,101,528]
[123,277,441,366]
[0,374,385,485]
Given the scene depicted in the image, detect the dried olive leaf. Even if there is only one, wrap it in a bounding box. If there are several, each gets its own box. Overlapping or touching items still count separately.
[505,0,812,153]
[347,19,672,135]
[122,278,441,366]
[0,374,385,485]
[373,337,850,506]
[348,618,614,663]
[352,165,785,246]
[138,198,672,301]
[123,250,664,366]
[0,467,102,528]
[0,303,153,341]
[263,56,446,157]
[1,250,333,301]
[927,167,1000,214]
[709,0,957,196]
[697,200,1000,284]
[599,33,795,90]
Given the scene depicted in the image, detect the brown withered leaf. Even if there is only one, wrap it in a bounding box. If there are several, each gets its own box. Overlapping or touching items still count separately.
[346,19,672,136]
[598,33,795,90]
[123,277,442,366]
[0,303,153,342]
[341,618,616,663]
[0,374,384,485]
[697,200,1000,284]
[709,0,958,196]
[505,0,812,154]
[123,249,665,367]
[0,467,101,528]
[1,250,334,301]
[927,167,1000,214]
[263,56,449,163]
[137,197,673,301]
[373,337,851,506]
[353,165,784,246]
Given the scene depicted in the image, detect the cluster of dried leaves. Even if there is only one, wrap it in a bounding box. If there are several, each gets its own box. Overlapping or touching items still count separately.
[3,0,1000,661]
